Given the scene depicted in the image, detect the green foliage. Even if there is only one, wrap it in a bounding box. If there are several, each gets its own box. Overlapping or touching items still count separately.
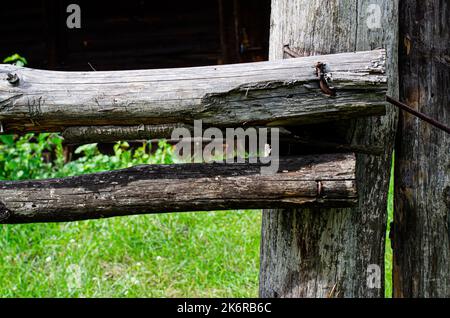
[0,134,60,180]
[60,139,175,177]
[0,134,174,181]
[3,53,28,67]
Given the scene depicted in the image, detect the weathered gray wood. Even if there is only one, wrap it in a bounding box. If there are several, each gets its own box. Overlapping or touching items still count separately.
[62,124,193,145]
[260,0,398,298]
[393,0,450,298]
[0,154,356,224]
[0,50,387,133]
[62,124,288,145]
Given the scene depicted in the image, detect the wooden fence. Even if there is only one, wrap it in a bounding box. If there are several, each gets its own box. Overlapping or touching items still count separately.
[1,0,448,299]
[0,49,386,224]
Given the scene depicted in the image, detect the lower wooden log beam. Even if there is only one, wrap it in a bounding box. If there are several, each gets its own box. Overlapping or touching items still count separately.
[0,153,356,224]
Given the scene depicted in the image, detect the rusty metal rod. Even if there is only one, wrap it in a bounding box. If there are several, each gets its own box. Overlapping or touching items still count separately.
[386,96,450,135]
[283,45,301,58]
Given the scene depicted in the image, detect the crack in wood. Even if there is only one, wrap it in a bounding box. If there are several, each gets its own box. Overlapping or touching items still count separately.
[0,94,23,112]
[27,96,44,119]
[0,202,11,222]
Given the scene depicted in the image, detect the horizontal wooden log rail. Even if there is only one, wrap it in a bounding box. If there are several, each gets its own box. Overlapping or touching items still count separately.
[61,124,383,155]
[61,124,290,145]
[0,153,356,224]
[0,50,387,134]
[62,124,193,144]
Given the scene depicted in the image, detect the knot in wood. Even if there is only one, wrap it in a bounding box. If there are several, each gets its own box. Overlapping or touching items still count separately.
[6,73,20,86]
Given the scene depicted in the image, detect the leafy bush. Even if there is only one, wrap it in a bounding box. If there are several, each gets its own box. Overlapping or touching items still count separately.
[0,133,174,181]
[3,53,28,67]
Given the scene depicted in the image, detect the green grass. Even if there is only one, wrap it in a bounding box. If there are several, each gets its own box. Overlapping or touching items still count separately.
[384,158,394,298]
[0,211,261,297]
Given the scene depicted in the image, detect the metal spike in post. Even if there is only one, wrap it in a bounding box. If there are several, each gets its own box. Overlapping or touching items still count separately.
[386,96,450,135]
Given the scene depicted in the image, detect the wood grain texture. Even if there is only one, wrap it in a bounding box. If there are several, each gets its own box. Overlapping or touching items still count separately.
[62,124,193,145]
[0,154,356,224]
[0,50,386,133]
[393,0,450,298]
[260,0,398,298]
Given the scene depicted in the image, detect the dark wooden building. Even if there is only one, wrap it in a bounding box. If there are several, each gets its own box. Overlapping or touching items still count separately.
[0,0,271,71]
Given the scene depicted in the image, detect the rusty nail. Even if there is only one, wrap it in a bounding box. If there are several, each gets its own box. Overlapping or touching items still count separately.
[316,62,336,96]
[283,45,301,58]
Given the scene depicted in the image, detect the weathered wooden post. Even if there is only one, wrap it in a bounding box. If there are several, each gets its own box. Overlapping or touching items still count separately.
[393,0,450,298]
[260,0,398,297]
